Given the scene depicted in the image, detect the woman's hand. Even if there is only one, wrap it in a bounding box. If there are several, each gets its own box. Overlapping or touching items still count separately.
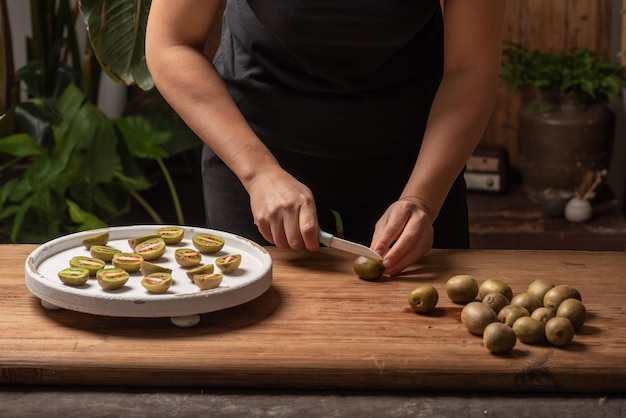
[371,196,434,276]
[245,166,320,252]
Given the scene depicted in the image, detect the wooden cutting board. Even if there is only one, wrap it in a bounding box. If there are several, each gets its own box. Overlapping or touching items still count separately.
[1,245,625,392]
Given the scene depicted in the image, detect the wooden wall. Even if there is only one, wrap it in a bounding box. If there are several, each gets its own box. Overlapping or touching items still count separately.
[484,0,614,168]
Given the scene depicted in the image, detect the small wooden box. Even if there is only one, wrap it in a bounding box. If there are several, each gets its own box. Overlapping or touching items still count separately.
[464,145,509,193]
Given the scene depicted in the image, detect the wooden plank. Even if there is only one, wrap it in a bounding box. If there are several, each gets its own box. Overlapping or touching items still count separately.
[1,245,625,392]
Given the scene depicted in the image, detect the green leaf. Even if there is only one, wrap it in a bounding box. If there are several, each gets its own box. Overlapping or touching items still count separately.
[66,199,108,230]
[54,83,118,184]
[79,0,154,90]
[114,116,170,159]
[0,134,46,157]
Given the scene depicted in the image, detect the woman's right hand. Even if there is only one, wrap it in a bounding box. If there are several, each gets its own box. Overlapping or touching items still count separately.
[245,166,320,252]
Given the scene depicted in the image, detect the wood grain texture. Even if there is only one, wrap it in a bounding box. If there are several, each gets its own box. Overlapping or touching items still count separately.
[1,245,625,392]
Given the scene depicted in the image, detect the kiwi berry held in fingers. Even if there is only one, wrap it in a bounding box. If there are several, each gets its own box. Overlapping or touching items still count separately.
[353,256,384,281]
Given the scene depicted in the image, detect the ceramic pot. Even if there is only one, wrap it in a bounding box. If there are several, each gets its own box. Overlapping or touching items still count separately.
[518,94,615,202]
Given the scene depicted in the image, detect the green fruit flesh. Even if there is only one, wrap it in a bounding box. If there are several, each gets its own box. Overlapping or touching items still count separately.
[58,267,90,286]
[96,268,130,290]
[186,264,215,281]
[156,226,184,245]
[89,245,121,262]
[112,253,143,273]
[128,235,160,250]
[192,233,225,254]
[175,248,202,267]
[216,254,242,273]
[141,273,173,294]
[134,237,167,261]
[69,256,106,276]
[193,273,223,290]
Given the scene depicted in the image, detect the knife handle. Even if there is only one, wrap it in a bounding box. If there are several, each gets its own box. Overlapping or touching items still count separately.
[318,230,333,247]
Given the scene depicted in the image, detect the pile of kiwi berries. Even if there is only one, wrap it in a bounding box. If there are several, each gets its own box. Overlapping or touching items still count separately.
[450,275,586,353]
[57,227,242,294]
[403,274,586,354]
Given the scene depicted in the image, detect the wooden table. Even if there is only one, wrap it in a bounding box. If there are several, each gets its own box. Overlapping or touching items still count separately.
[468,182,626,251]
[1,245,625,393]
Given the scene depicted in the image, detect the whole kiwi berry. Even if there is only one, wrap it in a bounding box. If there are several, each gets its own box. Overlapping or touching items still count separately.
[510,292,542,314]
[483,322,517,354]
[482,292,510,314]
[527,279,554,303]
[543,285,581,311]
[408,285,439,314]
[445,274,479,304]
[545,316,575,347]
[461,301,498,335]
[498,305,530,327]
[512,316,545,344]
[478,279,513,302]
[556,298,586,331]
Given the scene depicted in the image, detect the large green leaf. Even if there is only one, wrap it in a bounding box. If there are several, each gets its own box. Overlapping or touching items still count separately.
[79,0,153,90]
[0,133,46,158]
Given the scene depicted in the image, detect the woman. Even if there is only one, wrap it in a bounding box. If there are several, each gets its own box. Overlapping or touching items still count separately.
[145,0,505,276]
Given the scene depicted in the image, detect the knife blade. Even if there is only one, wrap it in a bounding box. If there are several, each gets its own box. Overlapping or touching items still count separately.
[318,230,382,261]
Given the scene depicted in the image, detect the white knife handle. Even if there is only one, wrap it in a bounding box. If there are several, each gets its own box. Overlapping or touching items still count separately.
[318,230,333,247]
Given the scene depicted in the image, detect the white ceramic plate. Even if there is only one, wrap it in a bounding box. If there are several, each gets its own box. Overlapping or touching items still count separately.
[25,225,272,326]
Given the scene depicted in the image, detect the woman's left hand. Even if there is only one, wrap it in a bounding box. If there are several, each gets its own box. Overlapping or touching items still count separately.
[371,196,434,276]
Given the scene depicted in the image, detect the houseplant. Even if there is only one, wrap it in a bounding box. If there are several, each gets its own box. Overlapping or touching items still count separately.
[0,0,198,243]
[500,43,626,202]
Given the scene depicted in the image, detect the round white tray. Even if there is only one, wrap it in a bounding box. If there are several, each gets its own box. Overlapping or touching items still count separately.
[25,225,272,326]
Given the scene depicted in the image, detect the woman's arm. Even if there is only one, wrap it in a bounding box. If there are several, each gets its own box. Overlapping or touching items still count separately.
[145,0,320,251]
[372,0,506,275]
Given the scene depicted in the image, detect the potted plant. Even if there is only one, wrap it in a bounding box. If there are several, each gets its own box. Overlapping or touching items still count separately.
[500,43,626,203]
[0,0,200,243]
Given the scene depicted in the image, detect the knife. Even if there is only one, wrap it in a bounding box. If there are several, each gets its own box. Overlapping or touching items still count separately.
[318,230,382,261]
